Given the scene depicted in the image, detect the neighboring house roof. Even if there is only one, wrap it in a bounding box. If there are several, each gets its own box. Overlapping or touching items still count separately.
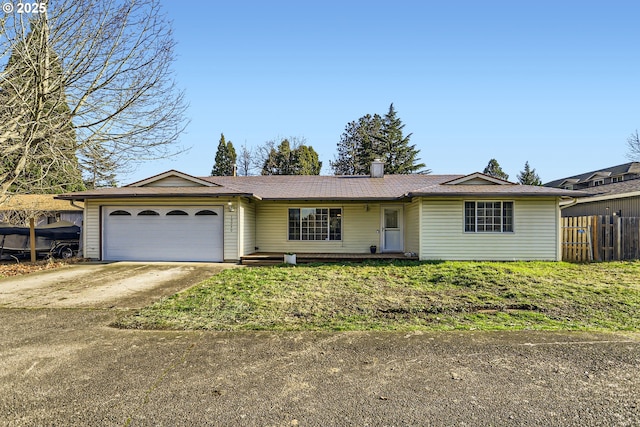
[544,162,640,188]
[57,170,581,201]
[0,194,83,211]
[564,177,640,204]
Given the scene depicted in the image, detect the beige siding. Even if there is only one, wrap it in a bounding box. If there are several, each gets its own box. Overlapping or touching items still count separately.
[82,197,239,261]
[404,198,420,254]
[224,204,237,261]
[420,198,560,261]
[459,178,500,185]
[143,176,204,187]
[83,201,101,259]
[255,202,386,253]
[239,199,256,256]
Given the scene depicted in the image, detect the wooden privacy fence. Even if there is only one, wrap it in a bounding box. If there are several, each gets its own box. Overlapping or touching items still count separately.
[562,215,640,262]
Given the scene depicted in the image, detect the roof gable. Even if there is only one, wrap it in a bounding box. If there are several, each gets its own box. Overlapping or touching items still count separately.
[585,171,611,181]
[127,170,218,188]
[441,172,514,186]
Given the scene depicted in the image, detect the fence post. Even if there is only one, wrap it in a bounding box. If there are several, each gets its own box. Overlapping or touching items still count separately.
[29,217,36,263]
[592,216,600,261]
[616,216,622,261]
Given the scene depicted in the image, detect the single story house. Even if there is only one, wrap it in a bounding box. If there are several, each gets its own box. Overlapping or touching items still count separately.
[57,162,580,262]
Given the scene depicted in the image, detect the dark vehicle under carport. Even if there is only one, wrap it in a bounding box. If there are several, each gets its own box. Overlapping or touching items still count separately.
[0,222,80,259]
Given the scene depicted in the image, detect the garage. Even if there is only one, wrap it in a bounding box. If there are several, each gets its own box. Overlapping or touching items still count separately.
[103,206,224,262]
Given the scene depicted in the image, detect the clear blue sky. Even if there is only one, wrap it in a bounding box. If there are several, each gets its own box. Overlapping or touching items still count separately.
[128,0,640,184]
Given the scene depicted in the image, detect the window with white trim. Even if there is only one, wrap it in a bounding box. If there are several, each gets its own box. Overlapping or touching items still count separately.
[288,208,342,241]
[612,176,624,183]
[593,179,605,186]
[465,201,513,233]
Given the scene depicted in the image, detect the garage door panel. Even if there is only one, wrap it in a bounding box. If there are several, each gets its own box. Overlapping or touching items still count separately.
[103,206,223,262]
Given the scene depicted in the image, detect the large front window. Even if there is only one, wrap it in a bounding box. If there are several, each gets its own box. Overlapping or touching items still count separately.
[465,201,513,233]
[288,208,342,241]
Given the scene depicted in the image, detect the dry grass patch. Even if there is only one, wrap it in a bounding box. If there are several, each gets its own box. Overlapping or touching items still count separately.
[114,261,640,332]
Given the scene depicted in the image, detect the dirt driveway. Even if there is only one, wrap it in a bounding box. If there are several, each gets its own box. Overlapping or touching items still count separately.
[1,263,639,426]
[0,262,235,309]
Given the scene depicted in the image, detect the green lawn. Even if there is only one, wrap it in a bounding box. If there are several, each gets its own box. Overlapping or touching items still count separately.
[114,261,640,332]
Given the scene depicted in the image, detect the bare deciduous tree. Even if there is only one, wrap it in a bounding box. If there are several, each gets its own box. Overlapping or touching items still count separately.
[237,142,255,176]
[626,130,640,161]
[0,0,188,202]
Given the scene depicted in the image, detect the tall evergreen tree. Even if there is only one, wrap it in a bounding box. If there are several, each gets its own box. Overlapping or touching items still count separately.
[292,144,322,175]
[331,114,384,175]
[261,138,321,175]
[1,18,84,194]
[375,103,426,174]
[517,161,542,185]
[332,104,427,175]
[211,133,237,176]
[483,159,510,180]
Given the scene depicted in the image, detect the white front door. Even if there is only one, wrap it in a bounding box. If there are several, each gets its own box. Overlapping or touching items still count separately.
[381,206,403,252]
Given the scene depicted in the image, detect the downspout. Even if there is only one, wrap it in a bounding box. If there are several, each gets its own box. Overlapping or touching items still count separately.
[559,197,579,210]
[68,199,84,257]
[70,200,82,210]
[237,196,242,260]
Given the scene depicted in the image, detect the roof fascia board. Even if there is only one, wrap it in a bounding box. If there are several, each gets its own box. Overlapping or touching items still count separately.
[407,192,568,198]
[55,193,260,201]
[572,191,640,204]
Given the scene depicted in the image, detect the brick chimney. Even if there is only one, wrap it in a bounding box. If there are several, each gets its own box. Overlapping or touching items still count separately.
[370,159,384,178]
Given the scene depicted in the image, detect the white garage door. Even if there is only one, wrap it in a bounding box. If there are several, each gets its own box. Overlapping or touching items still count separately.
[103,206,224,262]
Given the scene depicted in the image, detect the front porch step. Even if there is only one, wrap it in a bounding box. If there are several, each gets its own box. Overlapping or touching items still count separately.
[239,252,419,265]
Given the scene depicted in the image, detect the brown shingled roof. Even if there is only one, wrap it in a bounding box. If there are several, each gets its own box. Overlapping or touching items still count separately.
[203,174,459,200]
[57,171,584,201]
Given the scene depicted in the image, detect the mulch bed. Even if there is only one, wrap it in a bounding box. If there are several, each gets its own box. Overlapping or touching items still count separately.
[0,259,80,277]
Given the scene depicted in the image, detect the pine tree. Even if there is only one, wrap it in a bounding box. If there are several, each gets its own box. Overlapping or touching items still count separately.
[1,18,84,193]
[332,114,383,175]
[292,145,322,175]
[332,105,427,175]
[483,159,509,180]
[517,161,542,186]
[261,138,322,175]
[375,103,426,174]
[211,133,237,176]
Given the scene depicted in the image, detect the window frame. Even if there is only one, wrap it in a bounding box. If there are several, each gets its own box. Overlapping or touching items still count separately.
[287,207,342,241]
[464,201,514,233]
